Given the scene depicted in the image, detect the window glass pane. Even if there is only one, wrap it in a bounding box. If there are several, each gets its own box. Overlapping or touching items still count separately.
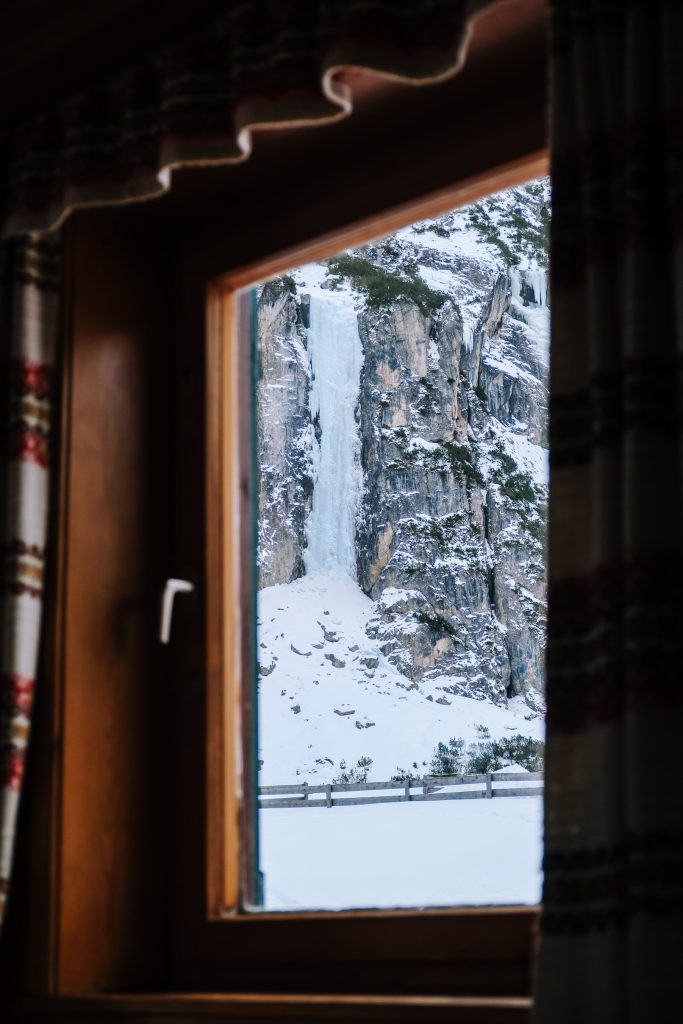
[251,177,549,911]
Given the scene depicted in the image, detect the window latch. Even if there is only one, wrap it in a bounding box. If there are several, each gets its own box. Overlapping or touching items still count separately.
[159,578,194,643]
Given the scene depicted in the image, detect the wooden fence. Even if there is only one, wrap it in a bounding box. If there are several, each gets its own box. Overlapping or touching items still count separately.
[258,772,544,809]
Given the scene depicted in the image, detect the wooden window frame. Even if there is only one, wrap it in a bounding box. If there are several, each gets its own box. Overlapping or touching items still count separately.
[171,151,549,999]
[209,156,552,913]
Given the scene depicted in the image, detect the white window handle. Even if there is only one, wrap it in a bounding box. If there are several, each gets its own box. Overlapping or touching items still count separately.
[159,578,194,643]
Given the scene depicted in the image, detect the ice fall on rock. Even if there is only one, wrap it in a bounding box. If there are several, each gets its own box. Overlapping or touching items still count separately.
[304,293,364,580]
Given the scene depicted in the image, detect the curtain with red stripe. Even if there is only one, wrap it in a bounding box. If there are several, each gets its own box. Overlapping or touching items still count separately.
[0,238,60,923]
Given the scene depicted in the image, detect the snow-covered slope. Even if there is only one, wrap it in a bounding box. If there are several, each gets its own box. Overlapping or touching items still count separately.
[258,574,543,786]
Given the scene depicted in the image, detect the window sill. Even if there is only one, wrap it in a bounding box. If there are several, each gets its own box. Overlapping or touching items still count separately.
[12,993,532,1024]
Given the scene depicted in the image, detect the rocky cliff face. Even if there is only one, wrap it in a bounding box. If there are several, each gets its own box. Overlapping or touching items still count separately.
[256,180,549,730]
[256,281,312,588]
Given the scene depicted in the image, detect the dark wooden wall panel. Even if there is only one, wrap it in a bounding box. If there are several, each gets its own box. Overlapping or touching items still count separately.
[55,213,174,993]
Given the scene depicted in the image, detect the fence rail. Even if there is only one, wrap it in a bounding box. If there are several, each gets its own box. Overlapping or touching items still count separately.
[258,772,544,809]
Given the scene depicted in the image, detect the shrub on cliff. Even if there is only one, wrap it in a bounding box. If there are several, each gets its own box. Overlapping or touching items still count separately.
[442,441,485,486]
[416,610,458,637]
[325,253,451,316]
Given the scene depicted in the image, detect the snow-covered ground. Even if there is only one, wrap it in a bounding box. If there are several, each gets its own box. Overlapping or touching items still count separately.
[259,796,543,910]
[257,573,543,786]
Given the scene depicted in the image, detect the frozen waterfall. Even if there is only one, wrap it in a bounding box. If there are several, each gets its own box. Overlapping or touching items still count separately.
[510,266,548,307]
[304,293,364,578]
[526,268,548,307]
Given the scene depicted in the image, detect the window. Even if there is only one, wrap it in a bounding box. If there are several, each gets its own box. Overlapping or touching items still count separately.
[173,168,548,996]
[247,180,549,914]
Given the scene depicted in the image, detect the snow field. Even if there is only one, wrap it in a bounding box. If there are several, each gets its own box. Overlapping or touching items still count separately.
[259,795,543,911]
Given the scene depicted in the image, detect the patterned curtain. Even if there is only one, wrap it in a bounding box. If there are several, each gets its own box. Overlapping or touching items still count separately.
[0,0,487,240]
[0,238,60,924]
[0,0,488,932]
[536,0,683,1019]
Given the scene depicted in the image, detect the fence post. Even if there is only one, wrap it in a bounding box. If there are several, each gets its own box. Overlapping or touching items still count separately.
[404,780,410,801]
[302,782,308,802]
[326,784,332,808]
[486,772,493,798]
